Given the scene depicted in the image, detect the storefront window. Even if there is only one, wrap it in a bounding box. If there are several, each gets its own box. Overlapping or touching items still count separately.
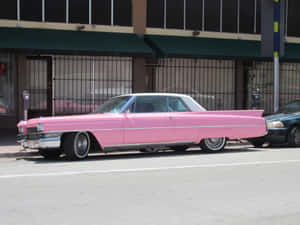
[147,0,164,28]
[21,0,42,22]
[0,53,14,115]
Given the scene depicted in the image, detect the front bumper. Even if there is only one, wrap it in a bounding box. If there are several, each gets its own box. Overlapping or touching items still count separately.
[264,128,288,144]
[248,128,288,145]
[17,132,62,149]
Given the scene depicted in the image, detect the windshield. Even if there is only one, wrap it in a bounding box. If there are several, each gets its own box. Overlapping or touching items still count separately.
[278,100,300,113]
[93,96,131,113]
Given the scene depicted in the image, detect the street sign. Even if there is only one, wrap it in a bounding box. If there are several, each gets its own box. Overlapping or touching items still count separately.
[261,0,286,57]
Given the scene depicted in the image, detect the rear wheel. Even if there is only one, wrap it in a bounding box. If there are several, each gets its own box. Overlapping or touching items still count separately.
[63,132,91,160]
[39,148,62,159]
[200,138,226,152]
[288,126,300,147]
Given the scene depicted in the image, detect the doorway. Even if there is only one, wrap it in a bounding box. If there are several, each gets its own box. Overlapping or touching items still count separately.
[26,56,53,118]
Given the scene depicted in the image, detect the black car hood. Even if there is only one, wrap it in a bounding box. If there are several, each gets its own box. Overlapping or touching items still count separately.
[265,112,300,121]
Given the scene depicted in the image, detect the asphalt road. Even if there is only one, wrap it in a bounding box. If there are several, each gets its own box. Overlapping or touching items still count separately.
[1,146,300,225]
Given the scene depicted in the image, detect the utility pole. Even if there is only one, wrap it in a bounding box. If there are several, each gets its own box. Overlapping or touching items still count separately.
[261,0,285,112]
[273,0,280,112]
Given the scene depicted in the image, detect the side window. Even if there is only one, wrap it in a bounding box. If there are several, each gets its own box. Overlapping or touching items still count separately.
[134,96,167,113]
[168,97,190,112]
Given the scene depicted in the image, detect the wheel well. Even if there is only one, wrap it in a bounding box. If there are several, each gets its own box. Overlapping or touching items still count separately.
[60,132,102,152]
[87,132,103,152]
[286,124,300,138]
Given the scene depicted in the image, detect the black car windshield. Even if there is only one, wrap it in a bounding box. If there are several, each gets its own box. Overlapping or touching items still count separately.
[278,100,300,113]
[93,96,131,113]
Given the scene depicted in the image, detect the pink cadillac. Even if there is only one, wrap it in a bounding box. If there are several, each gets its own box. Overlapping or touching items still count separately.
[17,93,267,160]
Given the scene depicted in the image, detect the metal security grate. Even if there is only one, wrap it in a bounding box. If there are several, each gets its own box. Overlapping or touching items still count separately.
[25,55,132,117]
[246,61,274,113]
[279,62,300,107]
[150,58,236,110]
[53,55,132,115]
[246,61,300,114]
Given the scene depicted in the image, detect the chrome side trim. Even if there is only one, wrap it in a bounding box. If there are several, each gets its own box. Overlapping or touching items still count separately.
[41,124,266,134]
[103,141,195,151]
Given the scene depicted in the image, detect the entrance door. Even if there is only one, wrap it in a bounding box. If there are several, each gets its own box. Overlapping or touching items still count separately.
[26,56,52,119]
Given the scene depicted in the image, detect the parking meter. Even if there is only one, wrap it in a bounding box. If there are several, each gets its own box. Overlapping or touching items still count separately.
[23,90,30,121]
[251,88,260,109]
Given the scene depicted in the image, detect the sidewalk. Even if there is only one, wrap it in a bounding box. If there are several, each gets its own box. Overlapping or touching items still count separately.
[0,129,38,158]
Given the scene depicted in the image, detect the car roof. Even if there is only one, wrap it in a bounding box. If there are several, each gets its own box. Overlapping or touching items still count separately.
[120,93,191,98]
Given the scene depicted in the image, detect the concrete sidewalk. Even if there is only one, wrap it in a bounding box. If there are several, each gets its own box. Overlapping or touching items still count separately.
[0,129,38,158]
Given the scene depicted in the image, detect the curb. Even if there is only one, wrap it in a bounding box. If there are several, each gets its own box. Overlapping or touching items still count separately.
[0,150,39,158]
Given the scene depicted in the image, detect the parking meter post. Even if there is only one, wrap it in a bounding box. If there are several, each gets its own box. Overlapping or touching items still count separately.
[23,90,30,121]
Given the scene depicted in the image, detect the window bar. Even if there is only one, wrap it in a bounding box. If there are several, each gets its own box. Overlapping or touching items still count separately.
[42,0,45,22]
[89,0,92,24]
[220,0,223,32]
[17,0,20,21]
[92,57,95,107]
[66,0,69,23]
[202,0,205,31]
[237,0,240,33]
[52,56,55,116]
[286,0,288,37]
[111,0,114,25]
[164,0,167,29]
[254,0,257,33]
[183,0,186,30]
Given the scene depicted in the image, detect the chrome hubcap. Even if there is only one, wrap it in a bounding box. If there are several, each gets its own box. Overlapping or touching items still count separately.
[204,138,226,151]
[75,133,90,157]
[294,128,300,145]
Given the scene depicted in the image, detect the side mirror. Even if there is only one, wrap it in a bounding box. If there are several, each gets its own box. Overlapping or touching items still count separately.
[125,109,130,114]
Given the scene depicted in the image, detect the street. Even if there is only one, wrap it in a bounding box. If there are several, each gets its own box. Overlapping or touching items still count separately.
[0,146,300,225]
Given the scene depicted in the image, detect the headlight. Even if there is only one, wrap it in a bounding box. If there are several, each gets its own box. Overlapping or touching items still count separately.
[18,126,24,134]
[37,123,44,132]
[267,121,284,129]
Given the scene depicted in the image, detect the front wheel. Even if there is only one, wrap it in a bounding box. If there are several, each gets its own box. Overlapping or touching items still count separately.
[63,132,91,160]
[288,126,300,147]
[200,137,226,152]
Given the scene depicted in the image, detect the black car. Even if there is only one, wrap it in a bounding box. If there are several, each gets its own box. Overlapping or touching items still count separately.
[249,100,300,147]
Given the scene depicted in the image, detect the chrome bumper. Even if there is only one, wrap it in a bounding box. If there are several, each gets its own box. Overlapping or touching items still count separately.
[17,133,62,149]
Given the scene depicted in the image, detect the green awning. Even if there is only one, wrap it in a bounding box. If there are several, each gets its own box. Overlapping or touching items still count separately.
[0,27,153,56]
[145,35,300,60]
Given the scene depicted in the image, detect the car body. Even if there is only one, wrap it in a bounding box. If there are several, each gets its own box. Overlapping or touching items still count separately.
[249,99,300,147]
[17,93,267,160]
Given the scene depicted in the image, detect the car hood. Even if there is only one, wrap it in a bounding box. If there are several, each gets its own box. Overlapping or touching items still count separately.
[26,113,117,125]
[265,112,300,122]
[18,113,123,133]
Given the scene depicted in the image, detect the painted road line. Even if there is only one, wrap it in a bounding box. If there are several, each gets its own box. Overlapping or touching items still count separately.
[1,159,300,179]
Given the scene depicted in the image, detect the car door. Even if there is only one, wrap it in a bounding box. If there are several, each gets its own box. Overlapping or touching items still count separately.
[168,96,198,143]
[124,96,175,145]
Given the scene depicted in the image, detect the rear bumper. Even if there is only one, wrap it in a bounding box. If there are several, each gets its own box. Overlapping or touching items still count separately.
[17,133,62,149]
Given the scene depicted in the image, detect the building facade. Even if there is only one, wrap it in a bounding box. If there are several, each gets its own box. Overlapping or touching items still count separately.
[1,0,300,131]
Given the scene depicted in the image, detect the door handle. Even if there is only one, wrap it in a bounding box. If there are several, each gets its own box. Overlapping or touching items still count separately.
[169,116,173,120]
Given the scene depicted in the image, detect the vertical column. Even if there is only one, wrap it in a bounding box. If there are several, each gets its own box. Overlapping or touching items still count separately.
[274,0,280,112]
[16,54,28,121]
[132,0,148,92]
[235,60,245,109]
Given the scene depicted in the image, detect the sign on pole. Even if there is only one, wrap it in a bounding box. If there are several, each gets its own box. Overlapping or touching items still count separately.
[261,0,286,112]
